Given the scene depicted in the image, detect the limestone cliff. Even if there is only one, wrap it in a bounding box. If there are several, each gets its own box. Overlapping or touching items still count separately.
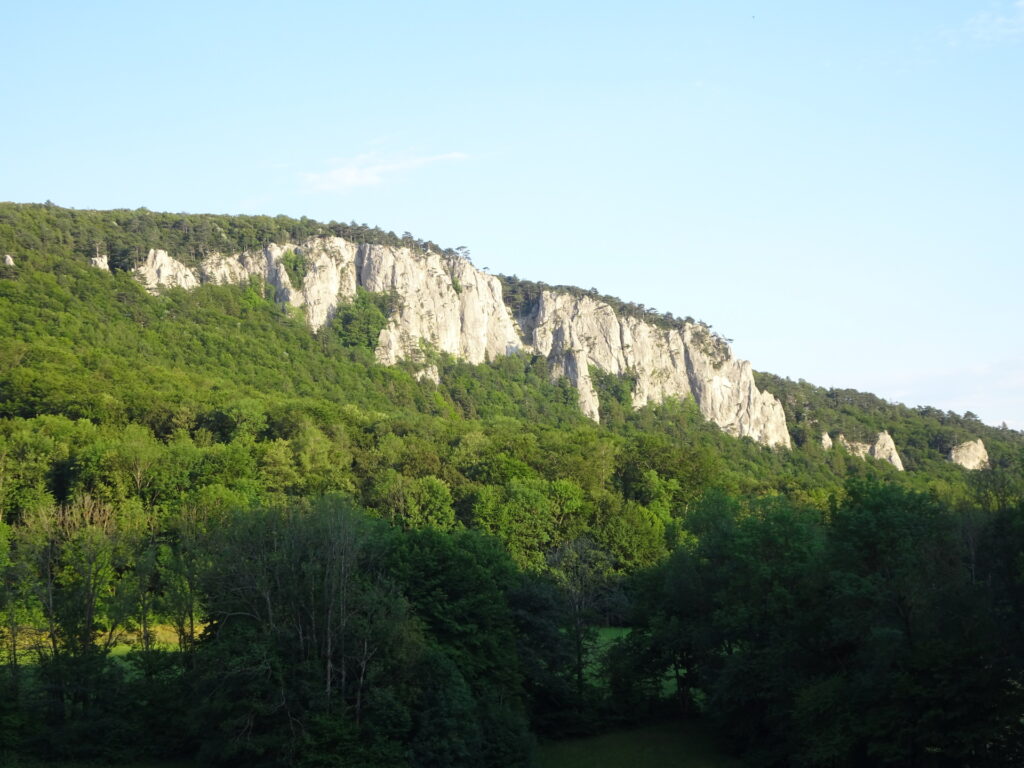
[950,439,989,470]
[137,249,199,292]
[833,431,905,471]
[131,236,790,447]
[359,245,524,367]
[199,238,359,329]
[521,292,790,447]
[836,434,871,460]
[871,431,905,471]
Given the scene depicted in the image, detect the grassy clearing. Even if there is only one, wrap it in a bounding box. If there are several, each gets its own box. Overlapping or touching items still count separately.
[537,720,742,768]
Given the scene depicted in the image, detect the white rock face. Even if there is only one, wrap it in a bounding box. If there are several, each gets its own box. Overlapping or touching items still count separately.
[523,292,791,447]
[871,431,905,471]
[200,238,359,330]
[360,245,524,366]
[837,434,871,459]
[835,431,904,470]
[4,254,14,266]
[130,236,790,447]
[136,249,199,293]
[297,239,359,330]
[950,439,989,470]
[415,365,441,384]
[821,432,833,450]
[90,254,110,271]
[200,249,270,287]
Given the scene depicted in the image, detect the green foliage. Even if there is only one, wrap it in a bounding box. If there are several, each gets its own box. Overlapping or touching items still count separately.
[189,501,533,766]
[328,288,397,350]
[617,483,1024,766]
[0,202,459,272]
[755,370,1022,476]
[2,201,1024,766]
[590,367,635,428]
[278,248,307,288]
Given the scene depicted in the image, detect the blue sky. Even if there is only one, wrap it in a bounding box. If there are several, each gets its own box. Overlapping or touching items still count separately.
[3,1,1022,428]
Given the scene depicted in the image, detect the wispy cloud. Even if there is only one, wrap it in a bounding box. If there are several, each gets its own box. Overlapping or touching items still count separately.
[967,0,1024,41]
[302,151,468,191]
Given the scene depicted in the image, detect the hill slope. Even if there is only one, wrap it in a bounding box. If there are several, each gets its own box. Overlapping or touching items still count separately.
[2,202,1024,767]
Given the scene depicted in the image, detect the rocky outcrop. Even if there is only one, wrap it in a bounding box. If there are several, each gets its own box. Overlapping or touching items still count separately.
[184,238,524,360]
[415,365,441,384]
[836,434,871,459]
[90,254,110,271]
[521,292,790,447]
[834,431,904,470]
[130,236,790,447]
[821,431,833,450]
[871,431,905,471]
[950,439,989,470]
[296,240,360,330]
[136,249,199,292]
[200,249,272,288]
[199,239,359,329]
[3,254,14,266]
[360,245,524,366]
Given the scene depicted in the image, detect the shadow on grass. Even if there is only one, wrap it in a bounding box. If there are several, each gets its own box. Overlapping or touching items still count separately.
[537,720,742,768]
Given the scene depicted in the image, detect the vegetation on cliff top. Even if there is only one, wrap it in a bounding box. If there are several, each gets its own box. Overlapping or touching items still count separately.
[0,202,732,361]
[498,273,732,363]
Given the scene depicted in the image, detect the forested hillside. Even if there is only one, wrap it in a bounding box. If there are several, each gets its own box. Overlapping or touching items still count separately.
[1,203,1023,766]
[756,370,1018,468]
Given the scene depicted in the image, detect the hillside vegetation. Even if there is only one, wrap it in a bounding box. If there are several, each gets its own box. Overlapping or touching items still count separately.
[1,203,1023,766]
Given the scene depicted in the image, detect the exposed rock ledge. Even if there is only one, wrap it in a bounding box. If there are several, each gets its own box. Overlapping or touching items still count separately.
[830,431,905,471]
[522,292,790,447]
[137,249,199,292]
[950,439,989,470]
[132,238,790,447]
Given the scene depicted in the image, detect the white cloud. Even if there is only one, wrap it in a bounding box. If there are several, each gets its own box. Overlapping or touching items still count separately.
[302,151,468,191]
[967,0,1024,41]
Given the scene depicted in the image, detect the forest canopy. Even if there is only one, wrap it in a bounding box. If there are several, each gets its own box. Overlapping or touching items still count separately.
[1,203,1022,766]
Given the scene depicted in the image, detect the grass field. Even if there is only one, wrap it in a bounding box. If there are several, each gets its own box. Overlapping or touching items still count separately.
[10,722,739,768]
[537,721,742,768]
